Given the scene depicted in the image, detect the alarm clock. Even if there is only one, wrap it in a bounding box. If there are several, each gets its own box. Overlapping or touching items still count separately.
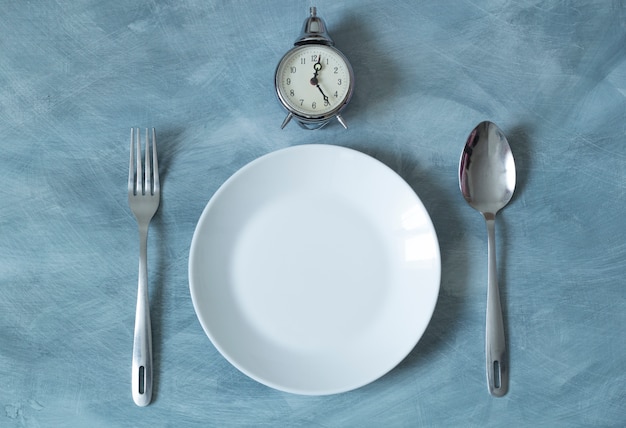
[275,7,354,130]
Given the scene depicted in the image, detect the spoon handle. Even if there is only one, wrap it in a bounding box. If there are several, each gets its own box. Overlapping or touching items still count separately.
[485,216,508,396]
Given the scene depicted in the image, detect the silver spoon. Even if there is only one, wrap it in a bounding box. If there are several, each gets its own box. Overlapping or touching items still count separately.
[459,121,516,397]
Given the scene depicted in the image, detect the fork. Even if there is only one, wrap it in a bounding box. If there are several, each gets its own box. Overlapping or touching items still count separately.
[128,128,160,407]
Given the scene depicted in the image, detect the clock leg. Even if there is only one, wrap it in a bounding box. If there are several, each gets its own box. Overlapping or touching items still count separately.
[280,113,293,129]
[336,115,348,129]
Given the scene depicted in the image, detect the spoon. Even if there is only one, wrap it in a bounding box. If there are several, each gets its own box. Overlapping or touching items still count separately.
[459,121,516,397]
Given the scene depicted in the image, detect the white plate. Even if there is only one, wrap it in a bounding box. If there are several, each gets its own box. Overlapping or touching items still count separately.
[189,144,440,395]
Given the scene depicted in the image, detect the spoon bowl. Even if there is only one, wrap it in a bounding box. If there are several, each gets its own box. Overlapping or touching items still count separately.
[459,121,516,397]
[460,122,516,215]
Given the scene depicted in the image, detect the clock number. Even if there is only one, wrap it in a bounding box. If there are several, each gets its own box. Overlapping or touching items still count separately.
[324,99,330,107]
[312,101,317,109]
[337,79,342,85]
[286,78,291,85]
[334,67,338,74]
[289,89,294,96]
[311,54,318,62]
[290,66,296,73]
[299,99,304,106]
[334,91,338,98]
[300,58,306,64]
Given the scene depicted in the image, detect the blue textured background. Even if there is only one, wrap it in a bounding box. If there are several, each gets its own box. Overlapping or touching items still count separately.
[1,1,625,426]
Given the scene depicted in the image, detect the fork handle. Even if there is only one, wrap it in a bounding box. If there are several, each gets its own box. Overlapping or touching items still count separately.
[132,225,153,406]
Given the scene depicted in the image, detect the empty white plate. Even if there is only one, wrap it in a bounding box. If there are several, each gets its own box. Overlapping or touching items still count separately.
[189,144,440,395]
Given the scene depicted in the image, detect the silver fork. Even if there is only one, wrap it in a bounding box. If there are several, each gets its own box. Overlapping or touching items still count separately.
[128,128,160,407]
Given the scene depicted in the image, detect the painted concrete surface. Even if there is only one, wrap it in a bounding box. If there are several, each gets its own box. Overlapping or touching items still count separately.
[0,1,624,426]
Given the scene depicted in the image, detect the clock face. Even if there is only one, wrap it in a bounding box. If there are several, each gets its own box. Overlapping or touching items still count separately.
[276,44,353,119]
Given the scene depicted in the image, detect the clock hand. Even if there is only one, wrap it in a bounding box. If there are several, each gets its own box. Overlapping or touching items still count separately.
[316,84,330,105]
[310,55,322,85]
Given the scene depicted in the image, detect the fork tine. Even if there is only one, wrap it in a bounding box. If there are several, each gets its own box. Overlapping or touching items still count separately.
[151,128,159,194]
[129,128,135,195]
[144,128,151,195]
[135,128,143,195]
